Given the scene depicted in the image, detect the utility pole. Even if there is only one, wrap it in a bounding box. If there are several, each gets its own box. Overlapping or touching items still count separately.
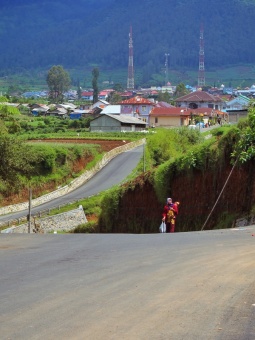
[28,188,32,233]
[143,142,146,172]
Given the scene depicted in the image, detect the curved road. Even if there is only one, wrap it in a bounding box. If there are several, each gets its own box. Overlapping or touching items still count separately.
[1,227,255,339]
[0,145,144,224]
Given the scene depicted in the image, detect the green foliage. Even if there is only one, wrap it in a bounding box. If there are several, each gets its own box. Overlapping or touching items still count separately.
[0,135,37,195]
[98,186,123,232]
[213,211,237,230]
[231,108,255,163]
[145,128,203,166]
[46,65,71,103]
[157,91,172,103]
[0,96,8,102]
[174,83,189,98]
[0,104,20,120]
[73,221,99,233]
[92,67,99,104]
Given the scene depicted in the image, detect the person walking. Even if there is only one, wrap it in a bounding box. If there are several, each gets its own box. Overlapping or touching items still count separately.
[162,198,179,233]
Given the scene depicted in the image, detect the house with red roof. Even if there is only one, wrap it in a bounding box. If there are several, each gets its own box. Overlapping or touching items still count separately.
[81,91,93,101]
[175,90,225,111]
[150,107,191,127]
[150,106,228,128]
[99,89,114,100]
[118,96,155,125]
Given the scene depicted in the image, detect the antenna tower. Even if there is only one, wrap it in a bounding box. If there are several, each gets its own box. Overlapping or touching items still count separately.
[198,23,205,88]
[165,53,170,85]
[127,26,134,90]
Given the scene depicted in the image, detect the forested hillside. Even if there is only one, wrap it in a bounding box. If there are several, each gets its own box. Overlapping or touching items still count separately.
[1,0,255,86]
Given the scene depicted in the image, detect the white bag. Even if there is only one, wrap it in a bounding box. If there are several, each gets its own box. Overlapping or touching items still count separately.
[159,221,166,233]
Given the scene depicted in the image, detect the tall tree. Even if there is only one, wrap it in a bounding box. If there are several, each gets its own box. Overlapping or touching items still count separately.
[92,67,99,104]
[46,65,71,103]
[174,83,189,99]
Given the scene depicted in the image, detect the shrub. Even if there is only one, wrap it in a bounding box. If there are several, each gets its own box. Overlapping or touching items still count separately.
[72,221,99,233]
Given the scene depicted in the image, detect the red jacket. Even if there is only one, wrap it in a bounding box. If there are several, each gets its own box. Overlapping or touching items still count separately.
[162,203,178,221]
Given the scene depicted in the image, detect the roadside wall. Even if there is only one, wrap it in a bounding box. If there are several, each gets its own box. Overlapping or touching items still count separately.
[1,205,87,234]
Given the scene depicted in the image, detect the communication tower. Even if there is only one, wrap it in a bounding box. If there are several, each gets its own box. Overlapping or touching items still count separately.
[165,53,170,85]
[198,23,205,88]
[127,26,134,90]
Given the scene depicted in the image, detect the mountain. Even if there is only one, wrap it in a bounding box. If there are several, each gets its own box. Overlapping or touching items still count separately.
[1,0,255,87]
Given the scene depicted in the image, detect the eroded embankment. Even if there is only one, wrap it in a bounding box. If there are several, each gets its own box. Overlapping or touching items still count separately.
[99,157,255,233]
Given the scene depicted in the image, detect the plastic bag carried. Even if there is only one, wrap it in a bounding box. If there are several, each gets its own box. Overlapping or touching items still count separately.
[159,221,166,233]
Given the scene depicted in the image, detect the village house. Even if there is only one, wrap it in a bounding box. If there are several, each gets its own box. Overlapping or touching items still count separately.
[47,107,68,118]
[31,104,50,116]
[150,106,228,128]
[81,91,93,101]
[225,94,250,123]
[150,106,191,127]
[98,90,113,100]
[118,96,155,126]
[225,94,250,112]
[90,113,146,132]
[175,90,226,111]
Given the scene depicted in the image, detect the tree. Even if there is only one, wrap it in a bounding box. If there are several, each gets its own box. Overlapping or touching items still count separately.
[108,92,122,104]
[92,67,99,104]
[46,65,71,103]
[174,83,189,99]
[0,135,37,195]
[157,91,172,103]
[0,96,21,134]
[0,104,20,120]
[77,79,82,100]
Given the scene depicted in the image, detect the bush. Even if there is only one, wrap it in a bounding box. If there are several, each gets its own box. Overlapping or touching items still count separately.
[72,221,99,233]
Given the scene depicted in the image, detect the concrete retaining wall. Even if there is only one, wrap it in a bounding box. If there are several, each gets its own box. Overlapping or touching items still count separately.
[1,205,87,234]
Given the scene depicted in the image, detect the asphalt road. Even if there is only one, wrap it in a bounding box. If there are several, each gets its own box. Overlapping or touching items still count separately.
[0,145,144,224]
[1,227,255,339]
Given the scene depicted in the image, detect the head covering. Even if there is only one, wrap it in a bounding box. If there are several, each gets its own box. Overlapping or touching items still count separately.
[167,198,172,204]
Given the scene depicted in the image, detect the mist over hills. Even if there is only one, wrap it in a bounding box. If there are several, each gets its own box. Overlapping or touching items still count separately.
[1,0,255,87]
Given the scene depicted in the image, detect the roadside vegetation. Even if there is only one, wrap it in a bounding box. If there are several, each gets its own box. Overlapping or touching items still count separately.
[97,120,254,233]
[2,87,255,233]
[0,97,141,206]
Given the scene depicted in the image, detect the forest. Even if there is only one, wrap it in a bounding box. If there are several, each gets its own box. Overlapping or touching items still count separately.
[0,0,255,88]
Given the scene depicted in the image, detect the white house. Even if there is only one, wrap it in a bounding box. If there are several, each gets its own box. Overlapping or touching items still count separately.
[226,95,250,112]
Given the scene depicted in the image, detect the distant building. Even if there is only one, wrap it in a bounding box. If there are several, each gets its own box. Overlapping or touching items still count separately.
[31,104,50,116]
[90,114,146,132]
[100,105,121,115]
[150,107,190,127]
[175,90,225,111]
[226,94,250,123]
[81,91,93,101]
[118,96,155,125]
[150,106,228,128]
[226,95,250,112]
